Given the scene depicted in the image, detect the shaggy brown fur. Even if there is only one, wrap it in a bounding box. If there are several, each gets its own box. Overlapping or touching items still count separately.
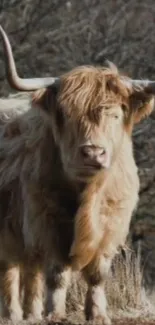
[0,65,153,324]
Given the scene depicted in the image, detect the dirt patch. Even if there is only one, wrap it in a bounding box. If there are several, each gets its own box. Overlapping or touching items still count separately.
[112,319,155,325]
[0,316,155,325]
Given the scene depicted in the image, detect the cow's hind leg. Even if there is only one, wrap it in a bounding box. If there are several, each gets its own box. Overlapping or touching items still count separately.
[83,254,111,325]
[2,263,23,322]
[46,264,71,322]
[23,259,44,321]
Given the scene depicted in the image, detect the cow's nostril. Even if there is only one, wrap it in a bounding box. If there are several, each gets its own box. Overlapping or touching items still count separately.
[80,146,90,158]
[101,149,106,156]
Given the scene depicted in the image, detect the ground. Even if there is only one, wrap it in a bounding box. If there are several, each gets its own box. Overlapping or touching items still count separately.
[43,317,155,325]
[0,316,155,325]
[113,320,155,325]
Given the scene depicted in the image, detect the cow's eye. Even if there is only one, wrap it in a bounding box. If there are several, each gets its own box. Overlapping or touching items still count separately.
[97,106,103,113]
[114,115,119,119]
[122,104,128,112]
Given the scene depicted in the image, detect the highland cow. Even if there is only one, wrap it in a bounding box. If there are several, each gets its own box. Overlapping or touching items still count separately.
[0,25,155,324]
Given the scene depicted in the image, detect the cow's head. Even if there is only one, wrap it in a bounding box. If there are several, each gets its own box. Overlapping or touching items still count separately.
[0,26,155,181]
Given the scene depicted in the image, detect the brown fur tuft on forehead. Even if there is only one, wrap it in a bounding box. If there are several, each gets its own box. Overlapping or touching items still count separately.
[58,65,130,120]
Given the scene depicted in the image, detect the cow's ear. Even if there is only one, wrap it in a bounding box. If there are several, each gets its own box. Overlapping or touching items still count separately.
[130,91,154,123]
[31,86,58,114]
[31,86,65,133]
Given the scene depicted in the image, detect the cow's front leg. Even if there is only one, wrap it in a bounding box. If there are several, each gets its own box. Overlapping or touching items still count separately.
[2,263,23,322]
[46,264,71,322]
[23,258,44,321]
[83,254,111,325]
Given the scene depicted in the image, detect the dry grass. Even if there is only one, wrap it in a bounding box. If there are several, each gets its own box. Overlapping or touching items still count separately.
[66,249,155,323]
[106,250,153,318]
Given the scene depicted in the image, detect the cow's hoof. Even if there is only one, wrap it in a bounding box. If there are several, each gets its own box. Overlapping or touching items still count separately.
[86,312,111,325]
[46,312,66,324]
[85,287,111,325]
[26,313,43,323]
[10,307,23,323]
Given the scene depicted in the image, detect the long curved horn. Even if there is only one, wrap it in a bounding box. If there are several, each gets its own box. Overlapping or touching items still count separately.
[0,25,60,91]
